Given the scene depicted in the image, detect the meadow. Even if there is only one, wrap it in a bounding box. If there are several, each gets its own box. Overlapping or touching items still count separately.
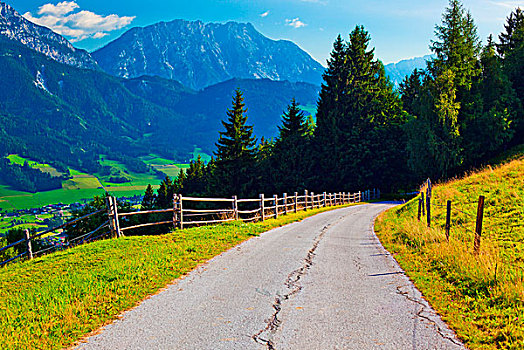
[0,153,194,210]
[375,148,524,349]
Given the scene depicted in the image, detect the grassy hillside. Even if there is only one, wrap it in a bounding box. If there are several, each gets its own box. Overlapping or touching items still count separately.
[0,204,353,350]
[375,147,524,349]
[0,153,190,210]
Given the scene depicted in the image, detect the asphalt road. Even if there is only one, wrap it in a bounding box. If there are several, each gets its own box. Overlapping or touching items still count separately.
[77,203,464,350]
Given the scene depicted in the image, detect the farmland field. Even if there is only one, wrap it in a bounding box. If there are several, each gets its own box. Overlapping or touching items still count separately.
[0,154,185,210]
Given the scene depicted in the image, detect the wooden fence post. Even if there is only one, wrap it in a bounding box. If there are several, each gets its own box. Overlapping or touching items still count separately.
[323,192,327,207]
[426,195,431,228]
[474,196,485,254]
[358,191,361,202]
[173,194,178,229]
[260,194,265,221]
[233,195,238,220]
[294,192,298,213]
[24,229,33,260]
[179,195,184,230]
[112,197,122,238]
[304,190,308,211]
[417,196,422,221]
[445,200,451,241]
[284,193,288,215]
[105,196,116,238]
[274,195,279,218]
[421,192,425,216]
[311,192,315,209]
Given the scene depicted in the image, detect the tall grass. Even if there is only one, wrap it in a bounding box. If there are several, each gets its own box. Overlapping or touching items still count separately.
[376,154,524,349]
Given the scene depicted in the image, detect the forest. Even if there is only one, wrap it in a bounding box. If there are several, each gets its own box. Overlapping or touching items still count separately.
[140,0,523,210]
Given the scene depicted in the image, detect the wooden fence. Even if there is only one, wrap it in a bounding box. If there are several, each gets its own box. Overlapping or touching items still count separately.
[0,188,379,266]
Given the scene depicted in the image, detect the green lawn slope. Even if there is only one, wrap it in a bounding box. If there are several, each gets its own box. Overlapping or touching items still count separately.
[375,147,524,349]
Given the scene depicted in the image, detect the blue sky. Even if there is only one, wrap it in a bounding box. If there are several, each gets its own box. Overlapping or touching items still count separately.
[12,0,524,65]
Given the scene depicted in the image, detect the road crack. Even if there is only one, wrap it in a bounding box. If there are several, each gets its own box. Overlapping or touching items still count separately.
[252,216,346,349]
[396,285,463,347]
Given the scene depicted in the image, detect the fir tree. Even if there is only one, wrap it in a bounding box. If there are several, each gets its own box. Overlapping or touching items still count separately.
[277,98,308,140]
[182,155,208,196]
[155,175,173,208]
[211,89,257,197]
[269,99,311,193]
[314,25,405,191]
[429,0,481,97]
[141,184,155,210]
[498,7,524,141]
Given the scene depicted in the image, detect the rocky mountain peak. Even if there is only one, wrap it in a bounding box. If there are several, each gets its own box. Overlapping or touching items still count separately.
[93,19,324,90]
[0,1,98,70]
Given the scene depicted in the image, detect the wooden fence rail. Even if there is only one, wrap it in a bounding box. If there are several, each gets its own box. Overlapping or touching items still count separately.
[1,188,379,266]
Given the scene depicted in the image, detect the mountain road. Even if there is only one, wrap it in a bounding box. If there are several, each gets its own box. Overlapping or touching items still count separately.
[77,203,464,350]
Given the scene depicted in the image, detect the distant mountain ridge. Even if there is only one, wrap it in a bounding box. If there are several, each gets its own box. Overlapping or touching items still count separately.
[0,1,98,70]
[92,19,324,90]
[384,55,432,86]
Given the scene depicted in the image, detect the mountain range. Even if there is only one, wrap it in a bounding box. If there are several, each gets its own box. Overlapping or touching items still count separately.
[0,0,427,177]
[92,19,325,90]
[0,2,98,70]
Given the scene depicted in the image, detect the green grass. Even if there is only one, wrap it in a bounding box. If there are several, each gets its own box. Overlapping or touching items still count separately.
[375,148,524,349]
[0,204,354,350]
[0,155,171,210]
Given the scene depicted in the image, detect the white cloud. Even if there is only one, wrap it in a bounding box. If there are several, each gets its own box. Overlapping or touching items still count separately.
[260,11,270,18]
[38,1,79,16]
[23,1,135,42]
[286,18,307,28]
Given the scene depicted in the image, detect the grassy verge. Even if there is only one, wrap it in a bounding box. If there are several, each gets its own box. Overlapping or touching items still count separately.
[375,155,524,349]
[0,204,352,349]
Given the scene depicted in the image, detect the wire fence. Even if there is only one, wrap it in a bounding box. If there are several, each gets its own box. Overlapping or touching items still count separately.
[415,178,522,254]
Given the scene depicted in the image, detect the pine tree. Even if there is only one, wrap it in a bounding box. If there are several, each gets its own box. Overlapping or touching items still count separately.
[498,7,524,142]
[155,175,173,208]
[211,89,257,197]
[313,35,348,191]
[141,184,155,210]
[182,155,208,196]
[409,0,482,178]
[429,0,481,97]
[277,98,308,140]
[314,25,405,191]
[497,7,524,58]
[399,69,425,115]
[270,99,311,193]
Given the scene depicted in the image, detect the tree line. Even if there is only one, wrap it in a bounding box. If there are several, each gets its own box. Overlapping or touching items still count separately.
[136,0,523,210]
